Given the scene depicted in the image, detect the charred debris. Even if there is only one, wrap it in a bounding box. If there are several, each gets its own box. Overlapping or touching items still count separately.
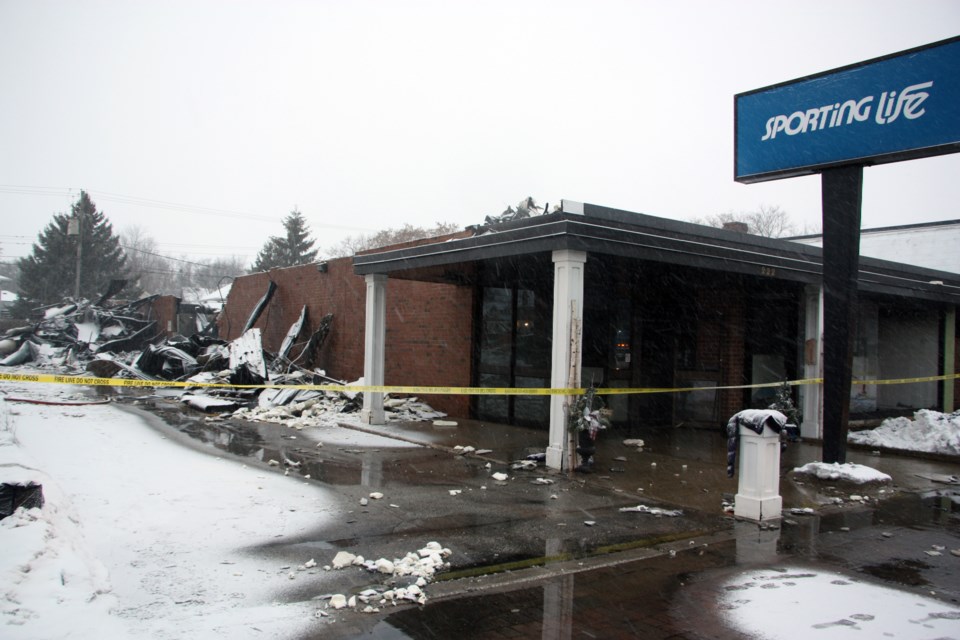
[0,283,445,426]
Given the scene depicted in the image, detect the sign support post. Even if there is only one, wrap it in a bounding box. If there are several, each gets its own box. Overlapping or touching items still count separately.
[735,36,959,464]
[820,165,863,464]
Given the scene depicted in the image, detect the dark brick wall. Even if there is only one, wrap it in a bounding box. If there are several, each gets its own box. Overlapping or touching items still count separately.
[715,285,747,420]
[149,296,181,337]
[218,259,474,417]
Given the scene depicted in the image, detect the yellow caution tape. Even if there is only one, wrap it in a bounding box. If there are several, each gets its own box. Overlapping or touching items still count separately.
[1,371,957,396]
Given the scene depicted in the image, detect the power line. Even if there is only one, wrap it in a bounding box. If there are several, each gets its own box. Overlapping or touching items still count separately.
[1,243,250,263]
[0,184,376,232]
[120,245,247,270]
[154,241,260,250]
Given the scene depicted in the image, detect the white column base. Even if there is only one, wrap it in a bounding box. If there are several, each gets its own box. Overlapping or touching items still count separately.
[545,444,565,471]
[361,407,384,425]
[734,494,783,522]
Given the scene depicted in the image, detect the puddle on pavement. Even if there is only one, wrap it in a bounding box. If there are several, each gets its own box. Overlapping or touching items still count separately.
[860,558,932,586]
[309,490,960,639]
[819,488,959,532]
[335,540,741,640]
[132,398,499,488]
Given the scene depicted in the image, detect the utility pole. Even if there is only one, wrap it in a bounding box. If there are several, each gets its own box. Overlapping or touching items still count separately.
[68,212,82,299]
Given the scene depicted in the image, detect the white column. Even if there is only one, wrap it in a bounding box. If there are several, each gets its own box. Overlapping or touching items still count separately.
[734,422,783,522]
[546,250,587,471]
[800,285,823,440]
[945,306,956,413]
[361,274,387,425]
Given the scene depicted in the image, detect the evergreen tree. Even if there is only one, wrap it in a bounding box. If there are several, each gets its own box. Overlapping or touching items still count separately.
[250,209,319,272]
[14,191,127,314]
[769,380,802,427]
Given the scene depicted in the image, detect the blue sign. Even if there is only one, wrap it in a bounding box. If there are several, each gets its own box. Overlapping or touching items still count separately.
[735,37,960,183]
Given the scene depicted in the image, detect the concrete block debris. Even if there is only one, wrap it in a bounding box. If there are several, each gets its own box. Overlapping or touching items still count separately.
[623,438,645,448]
[619,504,683,517]
[328,594,348,609]
[491,472,508,481]
[325,541,452,611]
[331,551,359,569]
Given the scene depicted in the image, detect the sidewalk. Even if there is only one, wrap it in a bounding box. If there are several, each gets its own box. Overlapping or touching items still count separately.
[319,418,960,639]
[342,416,960,514]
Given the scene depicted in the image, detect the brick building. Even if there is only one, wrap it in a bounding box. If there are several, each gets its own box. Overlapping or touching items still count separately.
[222,201,960,471]
[217,254,474,417]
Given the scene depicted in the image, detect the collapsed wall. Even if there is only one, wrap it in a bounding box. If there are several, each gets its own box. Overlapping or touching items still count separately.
[219,258,474,418]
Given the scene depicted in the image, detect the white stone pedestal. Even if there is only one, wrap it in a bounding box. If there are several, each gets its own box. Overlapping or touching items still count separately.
[734,423,783,522]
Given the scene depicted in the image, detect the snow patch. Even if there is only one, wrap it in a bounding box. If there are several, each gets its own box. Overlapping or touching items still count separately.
[0,385,336,639]
[721,566,960,639]
[848,410,960,456]
[793,462,892,484]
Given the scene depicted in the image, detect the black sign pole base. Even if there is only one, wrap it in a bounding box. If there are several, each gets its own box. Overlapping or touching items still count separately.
[820,165,863,464]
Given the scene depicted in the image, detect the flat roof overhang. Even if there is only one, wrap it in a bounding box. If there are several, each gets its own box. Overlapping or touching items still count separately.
[353,202,960,306]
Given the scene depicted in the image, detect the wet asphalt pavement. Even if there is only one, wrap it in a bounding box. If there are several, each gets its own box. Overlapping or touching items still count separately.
[117,393,960,639]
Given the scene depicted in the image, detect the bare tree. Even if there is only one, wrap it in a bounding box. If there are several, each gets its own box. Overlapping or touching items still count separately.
[691,204,799,238]
[746,204,795,238]
[192,256,248,290]
[121,225,171,295]
[326,222,462,258]
[121,226,248,296]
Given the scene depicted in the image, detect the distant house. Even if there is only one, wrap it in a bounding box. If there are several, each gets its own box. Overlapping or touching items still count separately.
[790,219,960,275]
[0,289,18,318]
[222,202,960,471]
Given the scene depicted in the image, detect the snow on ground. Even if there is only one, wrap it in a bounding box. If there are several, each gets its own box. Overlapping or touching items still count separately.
[720,566,960,639]
[793,461,892,484]
[1,382,340,639]
[849,409,960,456]
[792,409,960,485]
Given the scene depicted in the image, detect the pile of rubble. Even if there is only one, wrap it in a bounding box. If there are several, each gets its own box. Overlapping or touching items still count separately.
[0,293,446,426]
[228,385,447,428]
[0,294,171,370]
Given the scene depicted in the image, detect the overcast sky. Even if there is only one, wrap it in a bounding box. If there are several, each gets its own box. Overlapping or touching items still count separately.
[1,0,958,267]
